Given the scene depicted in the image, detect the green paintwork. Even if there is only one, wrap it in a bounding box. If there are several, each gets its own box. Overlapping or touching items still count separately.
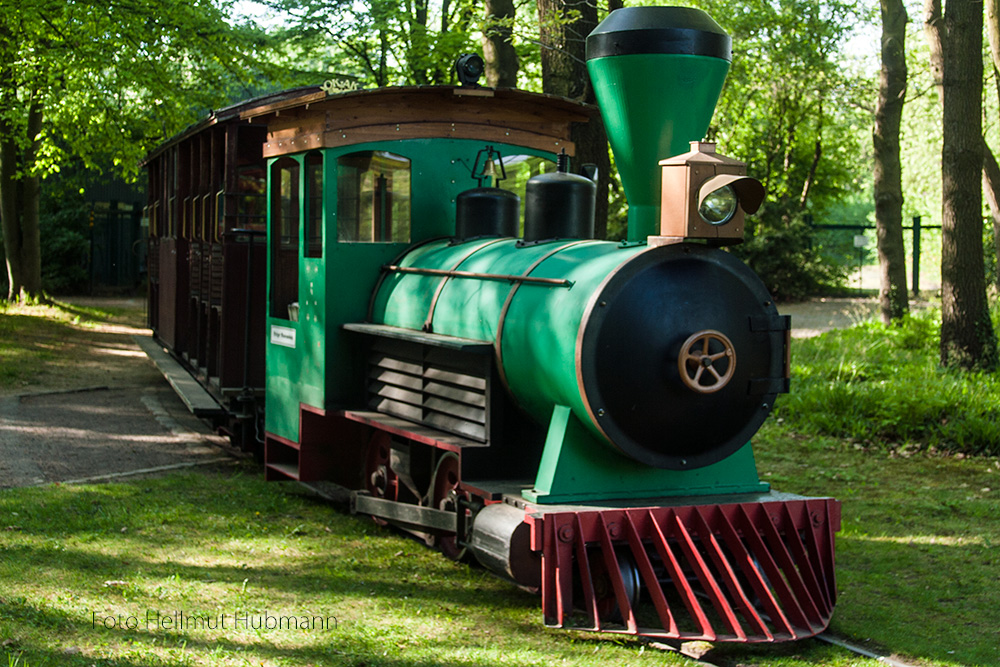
[264,130,764,503]
[371,237,766,502]
[265,139,557,444]
[587,53,730,240]
[370,237,638,431]
[525,406,767,503]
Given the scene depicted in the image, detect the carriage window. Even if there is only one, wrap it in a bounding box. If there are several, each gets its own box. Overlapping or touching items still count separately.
[270,157,299,320]
[337,151,411,243]
[236,165,267,230]
[304,152,323,257]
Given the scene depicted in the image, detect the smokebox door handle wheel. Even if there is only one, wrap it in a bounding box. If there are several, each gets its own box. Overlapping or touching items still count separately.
[678,330,736,394]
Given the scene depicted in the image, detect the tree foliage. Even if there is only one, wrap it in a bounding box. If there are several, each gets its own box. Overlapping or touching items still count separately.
[262,0,481,86]
[7,0,997,316]
[675,0,867,296]
[704,0,867,224]
[3,0,268,179]
[0,0,270,300]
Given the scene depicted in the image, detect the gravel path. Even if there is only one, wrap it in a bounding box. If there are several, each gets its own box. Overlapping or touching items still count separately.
[0,298,239,489]
[0,382,235,489]
[780,298,879,338]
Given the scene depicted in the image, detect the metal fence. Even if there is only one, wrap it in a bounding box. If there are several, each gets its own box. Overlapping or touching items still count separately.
[809,216,941,294]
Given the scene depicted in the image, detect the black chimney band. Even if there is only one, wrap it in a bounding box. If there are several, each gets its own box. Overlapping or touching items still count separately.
[586,7,731,62]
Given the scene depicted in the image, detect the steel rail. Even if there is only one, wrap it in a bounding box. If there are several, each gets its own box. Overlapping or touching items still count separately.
[815,632,921,667]
[640,633,921,667]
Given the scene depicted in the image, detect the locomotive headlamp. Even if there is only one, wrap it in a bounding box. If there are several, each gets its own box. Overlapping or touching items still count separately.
[653,141,765,245]
[698,184,738,225]
[455,54,485,87]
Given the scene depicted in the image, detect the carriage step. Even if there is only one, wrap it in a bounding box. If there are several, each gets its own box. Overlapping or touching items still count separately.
[134,335,225,418]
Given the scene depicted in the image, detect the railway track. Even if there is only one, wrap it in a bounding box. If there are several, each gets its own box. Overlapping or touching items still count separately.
[642,632,920,666]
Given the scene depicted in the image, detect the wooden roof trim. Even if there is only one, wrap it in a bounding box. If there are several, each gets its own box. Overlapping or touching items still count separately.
[146,85,594,167]
[241,89,328,121]
[262,123,577,158]
[143,86,319,165]
[240,85,597,123]
[261,111,588,143]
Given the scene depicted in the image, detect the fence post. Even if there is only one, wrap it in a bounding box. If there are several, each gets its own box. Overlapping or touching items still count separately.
[912,215,921,295]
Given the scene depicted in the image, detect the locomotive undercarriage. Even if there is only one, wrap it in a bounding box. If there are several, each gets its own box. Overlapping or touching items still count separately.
[326,405,840,644]
[258,374,840,645]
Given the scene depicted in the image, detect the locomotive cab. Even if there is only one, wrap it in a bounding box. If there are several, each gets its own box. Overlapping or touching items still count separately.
[243,86,589,480]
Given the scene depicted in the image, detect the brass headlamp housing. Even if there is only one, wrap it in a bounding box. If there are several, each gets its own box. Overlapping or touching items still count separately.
[651,141,765,245]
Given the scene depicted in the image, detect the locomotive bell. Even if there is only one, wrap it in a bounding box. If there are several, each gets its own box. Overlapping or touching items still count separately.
[654,141,764,244]
[456,145,521,239]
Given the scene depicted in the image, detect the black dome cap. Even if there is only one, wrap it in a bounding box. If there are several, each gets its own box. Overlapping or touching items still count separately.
[586,6,731,61]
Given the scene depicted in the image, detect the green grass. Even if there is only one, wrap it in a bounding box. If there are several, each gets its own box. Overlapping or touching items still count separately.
[3,300,999,665]
[2,452,998,667]
[746,425,1000,667]
[776,307,1000,455]
[0,304,73,390]
[2,466,707,667]
[0,299,147,395]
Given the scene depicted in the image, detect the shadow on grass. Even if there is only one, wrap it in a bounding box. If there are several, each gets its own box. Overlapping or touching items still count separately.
[0,596,527,667]
[46,298,129,324]
[0,537,535,612]
[828,533,999,667]
[0,471,540,625]
[4,465,997,667]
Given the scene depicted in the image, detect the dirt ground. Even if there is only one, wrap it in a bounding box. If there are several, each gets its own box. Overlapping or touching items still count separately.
[781,297,879,338]
[0,297,237,489]
[0,295,893,489]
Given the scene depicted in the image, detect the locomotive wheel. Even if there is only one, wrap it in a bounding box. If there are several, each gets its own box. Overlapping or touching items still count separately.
[363,432,395,525]
[590,548,641,624]
[677,329,736,394]
[425,452,467,561]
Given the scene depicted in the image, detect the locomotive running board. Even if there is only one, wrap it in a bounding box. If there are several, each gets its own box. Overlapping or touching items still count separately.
[525,494,840,642]
[352,491,458,533]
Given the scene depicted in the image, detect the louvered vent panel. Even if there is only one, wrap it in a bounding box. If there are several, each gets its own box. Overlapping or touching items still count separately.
[366,338,490,442]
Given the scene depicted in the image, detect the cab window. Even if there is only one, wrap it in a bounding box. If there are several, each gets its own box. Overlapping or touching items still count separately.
[494,154,556,233]
[304,152,323,257]
[270,157,299,320]
[337,151,411,243]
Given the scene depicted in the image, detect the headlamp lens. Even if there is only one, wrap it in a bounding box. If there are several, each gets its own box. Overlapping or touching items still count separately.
[699,185,738,225]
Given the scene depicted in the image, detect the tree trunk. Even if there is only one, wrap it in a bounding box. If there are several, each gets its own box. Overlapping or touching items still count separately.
[1,129,23,301]
[984,0,1000,288]
[983,146,1000,290]
[873,0,909,323]
[798,137,822,209]
[0,96,44,302]
[378,30,388,87]
[481,0,518,88]
[536,0,610,237]
[928,0,997,368]
[20,99,43,298]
